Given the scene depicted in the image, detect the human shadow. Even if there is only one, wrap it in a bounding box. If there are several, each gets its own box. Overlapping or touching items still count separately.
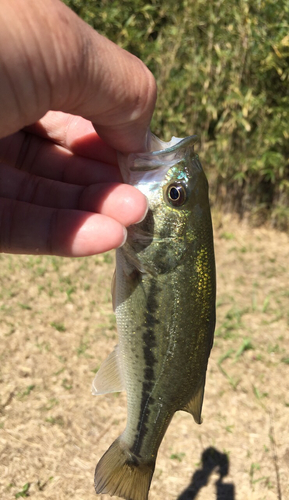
[177,446,235,500]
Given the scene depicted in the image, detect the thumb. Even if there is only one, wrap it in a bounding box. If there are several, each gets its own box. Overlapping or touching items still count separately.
[0,0,157,153]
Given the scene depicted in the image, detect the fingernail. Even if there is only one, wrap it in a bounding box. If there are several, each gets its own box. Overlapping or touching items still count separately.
[135,197,149,223]
[117,226,127,248]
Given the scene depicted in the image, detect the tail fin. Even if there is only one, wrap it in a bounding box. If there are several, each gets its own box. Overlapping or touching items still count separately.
[94,437,155,500]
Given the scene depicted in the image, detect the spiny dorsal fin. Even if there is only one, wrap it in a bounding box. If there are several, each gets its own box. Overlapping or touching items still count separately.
[92,345,125,395]
[182,378,206,424]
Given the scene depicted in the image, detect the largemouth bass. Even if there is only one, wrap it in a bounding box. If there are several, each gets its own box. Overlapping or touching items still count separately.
[92,134,216,500]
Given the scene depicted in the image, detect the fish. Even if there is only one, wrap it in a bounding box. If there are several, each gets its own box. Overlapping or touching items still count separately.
[92,134,216,500]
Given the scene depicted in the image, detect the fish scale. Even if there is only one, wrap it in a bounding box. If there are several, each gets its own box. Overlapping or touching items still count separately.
[92,134,216,500]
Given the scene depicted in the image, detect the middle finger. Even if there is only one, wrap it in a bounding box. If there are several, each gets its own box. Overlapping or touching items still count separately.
[0,131,122,185]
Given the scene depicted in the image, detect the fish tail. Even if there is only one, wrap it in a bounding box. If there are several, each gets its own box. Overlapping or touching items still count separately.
[94,437,155,500]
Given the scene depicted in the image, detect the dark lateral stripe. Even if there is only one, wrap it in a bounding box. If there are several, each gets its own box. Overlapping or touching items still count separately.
[132,279,159,456]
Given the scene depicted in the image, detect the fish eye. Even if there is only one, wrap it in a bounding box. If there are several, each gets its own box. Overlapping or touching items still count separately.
[165,183,187,207]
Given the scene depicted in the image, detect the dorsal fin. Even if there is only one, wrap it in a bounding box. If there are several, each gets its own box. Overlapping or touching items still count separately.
[181,378,206,424]
[92,345,125,395]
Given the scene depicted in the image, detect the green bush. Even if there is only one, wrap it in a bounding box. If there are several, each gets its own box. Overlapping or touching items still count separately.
[64,0,289,229]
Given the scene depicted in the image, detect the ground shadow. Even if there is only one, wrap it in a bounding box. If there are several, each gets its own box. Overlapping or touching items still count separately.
[177,447,235,500]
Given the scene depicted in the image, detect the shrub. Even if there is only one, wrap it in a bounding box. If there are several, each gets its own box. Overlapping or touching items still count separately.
[64,0,289,229]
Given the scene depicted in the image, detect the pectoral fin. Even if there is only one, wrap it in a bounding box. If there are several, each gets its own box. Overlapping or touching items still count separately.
[182,379,205,424]
[92,345,125,395]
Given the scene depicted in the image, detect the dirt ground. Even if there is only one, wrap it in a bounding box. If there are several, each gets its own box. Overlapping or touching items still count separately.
[0,214,288,500]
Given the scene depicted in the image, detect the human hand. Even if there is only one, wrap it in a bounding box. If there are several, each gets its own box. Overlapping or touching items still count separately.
[0,0,157,256]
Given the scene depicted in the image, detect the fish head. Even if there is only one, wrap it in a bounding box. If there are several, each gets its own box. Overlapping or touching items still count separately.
[118,135,212,274]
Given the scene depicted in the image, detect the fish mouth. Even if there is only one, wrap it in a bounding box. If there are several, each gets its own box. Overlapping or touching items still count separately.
[118,134,198,182]
[148,134,198,156]
[131,134,198,171]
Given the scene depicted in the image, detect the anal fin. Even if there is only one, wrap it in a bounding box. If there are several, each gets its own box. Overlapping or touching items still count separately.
[182,378,206,424]
[92,345,125,395]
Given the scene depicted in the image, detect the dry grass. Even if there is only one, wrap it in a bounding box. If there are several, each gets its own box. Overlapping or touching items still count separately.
[0,215,288,500]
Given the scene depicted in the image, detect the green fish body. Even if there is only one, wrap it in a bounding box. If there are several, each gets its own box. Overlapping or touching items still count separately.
[93,135,216,500]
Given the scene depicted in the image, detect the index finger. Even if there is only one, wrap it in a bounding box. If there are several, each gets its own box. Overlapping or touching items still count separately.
[25,112,119,166]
